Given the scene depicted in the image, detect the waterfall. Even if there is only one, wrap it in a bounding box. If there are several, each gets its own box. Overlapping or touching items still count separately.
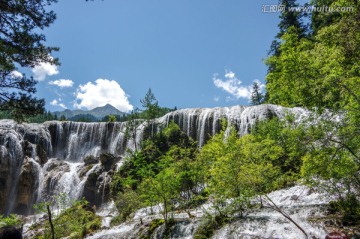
[0,104,308,215]
[160,104,308,146]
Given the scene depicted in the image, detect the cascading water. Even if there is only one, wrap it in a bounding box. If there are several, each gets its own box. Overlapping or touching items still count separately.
[160,104,308,146]
[85,185,331,239]
[0,104,309,216]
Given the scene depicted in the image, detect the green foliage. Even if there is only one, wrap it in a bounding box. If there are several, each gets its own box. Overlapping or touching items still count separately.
[328,194,360,226]
[267,0,307,73]
[72,114,98,122]
[34,199,101,239]
[52,199,101,238]
[0,214,22,228]
[140,168,179,222]
[148,219,165,235]
[252,116,308,179]
[112,122,197,192]
[250,82,264,105]
[199,127,283,215]
[276,0,307,39]
[0,0,59,122]
[310,0,342,33]
[111,121,201,224]
[138,88,177,138]
[26,111,57,123]
[0,110,56,123]
[112,189,143,224]
[193,214,229,239]
[265,0,360,223]
[140,88,160,121]
[108,115,116,122]
[266,0,360,112]
[59,115,67,121]
[265,27,315,107]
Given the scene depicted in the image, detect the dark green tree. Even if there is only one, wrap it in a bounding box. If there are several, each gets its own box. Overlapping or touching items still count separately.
[250,82,264,105]
[140,88,159,120]
[268,0,307,72]
[277,0,307,39]
[140,88,160,138]
[310,0,340,34]
[0,0,59,122]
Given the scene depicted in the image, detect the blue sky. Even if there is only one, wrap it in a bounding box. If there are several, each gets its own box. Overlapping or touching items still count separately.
[27,0,301,112]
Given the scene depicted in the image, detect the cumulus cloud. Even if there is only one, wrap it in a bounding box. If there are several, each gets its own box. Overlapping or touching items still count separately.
[213,71,252,99]
[32,62,59,81]
[10,70,23,79]
[50,99,67,109]
[49,79,74,88]
[74,79,133,112]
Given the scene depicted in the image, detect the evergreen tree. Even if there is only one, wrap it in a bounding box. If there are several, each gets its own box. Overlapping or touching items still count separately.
[268,0,307,72]
[140,88,160,138]
[0,0,59,122]
[140,88,159,120]
[277,0,307,39]
[310,0,340,34]
[250,82,264,105]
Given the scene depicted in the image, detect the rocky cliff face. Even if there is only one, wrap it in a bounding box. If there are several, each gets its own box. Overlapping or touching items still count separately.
[0,104,308,215]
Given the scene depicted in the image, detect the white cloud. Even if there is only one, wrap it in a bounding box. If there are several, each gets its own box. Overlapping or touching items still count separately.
[74,79,133,112]
[32,62,59,81]
[213,96,220,102]
[50,99,67,109]
[224,70,235,79]
[49,79,74,88]
[213,71,252,99]
[10,70,23,79]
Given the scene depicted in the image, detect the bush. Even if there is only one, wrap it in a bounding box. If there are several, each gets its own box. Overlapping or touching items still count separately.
[0,214,22,228]
[328,194,360,226]
[113,189,142,224]
[34,199,101,239]
[193,214,229,239]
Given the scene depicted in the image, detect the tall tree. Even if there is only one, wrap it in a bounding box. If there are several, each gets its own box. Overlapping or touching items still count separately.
[140,88,159,120]
[268,0,307,74]
[277,0,307,39]
[0,0,59,122]
[310,0,341,34]
[250,82,264,105]
[140,88,160,138]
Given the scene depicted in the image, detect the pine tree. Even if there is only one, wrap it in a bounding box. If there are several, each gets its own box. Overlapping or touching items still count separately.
[0,0,59,122]
[268,0,307,69]
[310,0,340,34]
[250,82,264,105]
[140,88,160,138]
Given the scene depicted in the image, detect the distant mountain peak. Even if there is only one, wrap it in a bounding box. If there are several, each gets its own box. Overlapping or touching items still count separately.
[53,104,126,120]
[93,104,117,110]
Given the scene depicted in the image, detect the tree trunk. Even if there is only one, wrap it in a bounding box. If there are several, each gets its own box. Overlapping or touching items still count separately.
[47,204,55,239]
[264,195,308,239]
